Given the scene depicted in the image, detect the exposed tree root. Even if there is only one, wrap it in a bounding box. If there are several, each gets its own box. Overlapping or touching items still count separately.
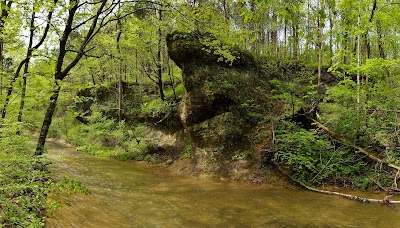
[307,117,400,172]
[274,162,400,204]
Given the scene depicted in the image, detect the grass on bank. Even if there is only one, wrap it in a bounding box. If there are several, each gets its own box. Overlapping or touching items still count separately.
[0,122,88,227]
[49,110,155,161]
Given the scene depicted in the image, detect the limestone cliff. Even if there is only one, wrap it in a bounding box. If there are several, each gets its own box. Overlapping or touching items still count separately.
[167,31,284,182]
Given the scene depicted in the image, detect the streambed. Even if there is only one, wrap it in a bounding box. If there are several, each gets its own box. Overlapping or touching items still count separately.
[45,142,399,227]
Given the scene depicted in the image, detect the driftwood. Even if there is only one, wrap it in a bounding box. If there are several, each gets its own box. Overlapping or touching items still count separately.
[275,162,400,204]
[299,180,400,204]
[307,117,400,172]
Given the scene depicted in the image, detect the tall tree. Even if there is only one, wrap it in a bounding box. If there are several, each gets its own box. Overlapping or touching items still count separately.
[36,0,116,154]
[0,0,12,97]
[0,0,57,121]
[156,6,165,101]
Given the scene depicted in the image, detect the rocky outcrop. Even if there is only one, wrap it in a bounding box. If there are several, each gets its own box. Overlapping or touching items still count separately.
[167,31,282,181]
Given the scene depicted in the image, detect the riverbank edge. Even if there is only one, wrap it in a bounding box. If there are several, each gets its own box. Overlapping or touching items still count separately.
[33,130,400,204]
[0,133,89,227]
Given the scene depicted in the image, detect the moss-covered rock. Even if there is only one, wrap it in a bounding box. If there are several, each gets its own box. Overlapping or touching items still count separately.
[167,31,279,179]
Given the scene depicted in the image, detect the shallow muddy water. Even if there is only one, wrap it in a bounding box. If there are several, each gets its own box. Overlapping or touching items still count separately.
[44,142,399,227]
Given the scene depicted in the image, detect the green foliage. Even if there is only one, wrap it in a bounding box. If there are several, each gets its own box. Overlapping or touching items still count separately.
[61,111,154,161]
[322,56,400,167]
[0,138,87,227]
[325,79,357,107]
[182,144,192,159]
[0,121,30,155]
[231,151,250,161]
[200,38,236,64]
[274,121,371,186]
[3,0,400,199]
[141,99,166,116]
[164,83,185,101]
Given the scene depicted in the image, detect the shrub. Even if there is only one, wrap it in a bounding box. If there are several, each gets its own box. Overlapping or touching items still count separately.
[0,150,88,227]
[274,121,370,186]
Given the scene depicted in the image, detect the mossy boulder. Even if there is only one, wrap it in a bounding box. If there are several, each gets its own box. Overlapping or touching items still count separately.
[167,31,278,177]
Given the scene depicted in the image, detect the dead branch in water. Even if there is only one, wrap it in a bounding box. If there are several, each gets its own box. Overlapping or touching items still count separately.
[274,162,400,204]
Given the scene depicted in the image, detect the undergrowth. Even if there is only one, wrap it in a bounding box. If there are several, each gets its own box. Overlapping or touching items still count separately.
[273,120,391,189]
[0,122,88,227]
[50,111,155,161]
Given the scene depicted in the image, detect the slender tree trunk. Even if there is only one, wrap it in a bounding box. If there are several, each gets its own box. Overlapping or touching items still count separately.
[357,1,362,114]
[363,0,377,59]
[0,34,3,97]
[317,0,324,88]
[357,11,361,95]
[17,54,30,124]
[116,16,123,121]
[157,8,165,101]
[283,22,287,58]
[363,35,371,59]
[36,83,61,155]
[90,73,96,85]
[135,50,139,84]
[292,24,299,60]
[36,0,107,154]
[329,8,334,65]
[376,20,385,59]
[0,1,13,97]
[15,0,57,122]
[343,29,348,64]
[305,0,310,62]
[17,10,36,123]
[221,0,229,21]
[271,13,278,56]
[1,58,28,119]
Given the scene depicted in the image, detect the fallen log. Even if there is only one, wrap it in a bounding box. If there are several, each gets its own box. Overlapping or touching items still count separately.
[299,179,400,204]
[307,117,400,172]
[274,162,400,204]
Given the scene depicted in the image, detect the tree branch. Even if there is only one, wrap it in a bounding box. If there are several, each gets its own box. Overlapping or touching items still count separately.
[308,117,400,172]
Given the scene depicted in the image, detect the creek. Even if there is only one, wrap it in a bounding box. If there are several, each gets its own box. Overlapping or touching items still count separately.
[44,142,400,227]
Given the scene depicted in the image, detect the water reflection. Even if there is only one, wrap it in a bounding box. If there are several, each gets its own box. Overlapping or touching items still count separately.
[45,142,399,227]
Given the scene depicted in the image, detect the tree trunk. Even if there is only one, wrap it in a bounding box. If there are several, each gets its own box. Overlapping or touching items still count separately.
[357,3,361,110]
[363,0,377,59]
[283,23,287,58]
[292,24,299,60]
[3,10,35,120]
[342,29,348,64]
[376,20,385,59]
[221,0,229,21]
[363,35,371,59]
[0,34,3,97]
[1,58,28,119]
[329,8,334,64]
[35,0,107,154]
[17,57,30,124]
[317,0,324,88]
[271,13,278,56]
[0,1,13,97]
[16,0,57,122]
[36,84,61,155]
[116,16,123,121]
[157,8,165,101]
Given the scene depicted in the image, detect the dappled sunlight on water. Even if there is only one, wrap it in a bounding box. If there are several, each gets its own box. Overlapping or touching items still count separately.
[45,142,399,227]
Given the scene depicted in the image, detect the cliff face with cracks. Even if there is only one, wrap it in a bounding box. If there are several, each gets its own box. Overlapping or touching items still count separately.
[166,32,285,183]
